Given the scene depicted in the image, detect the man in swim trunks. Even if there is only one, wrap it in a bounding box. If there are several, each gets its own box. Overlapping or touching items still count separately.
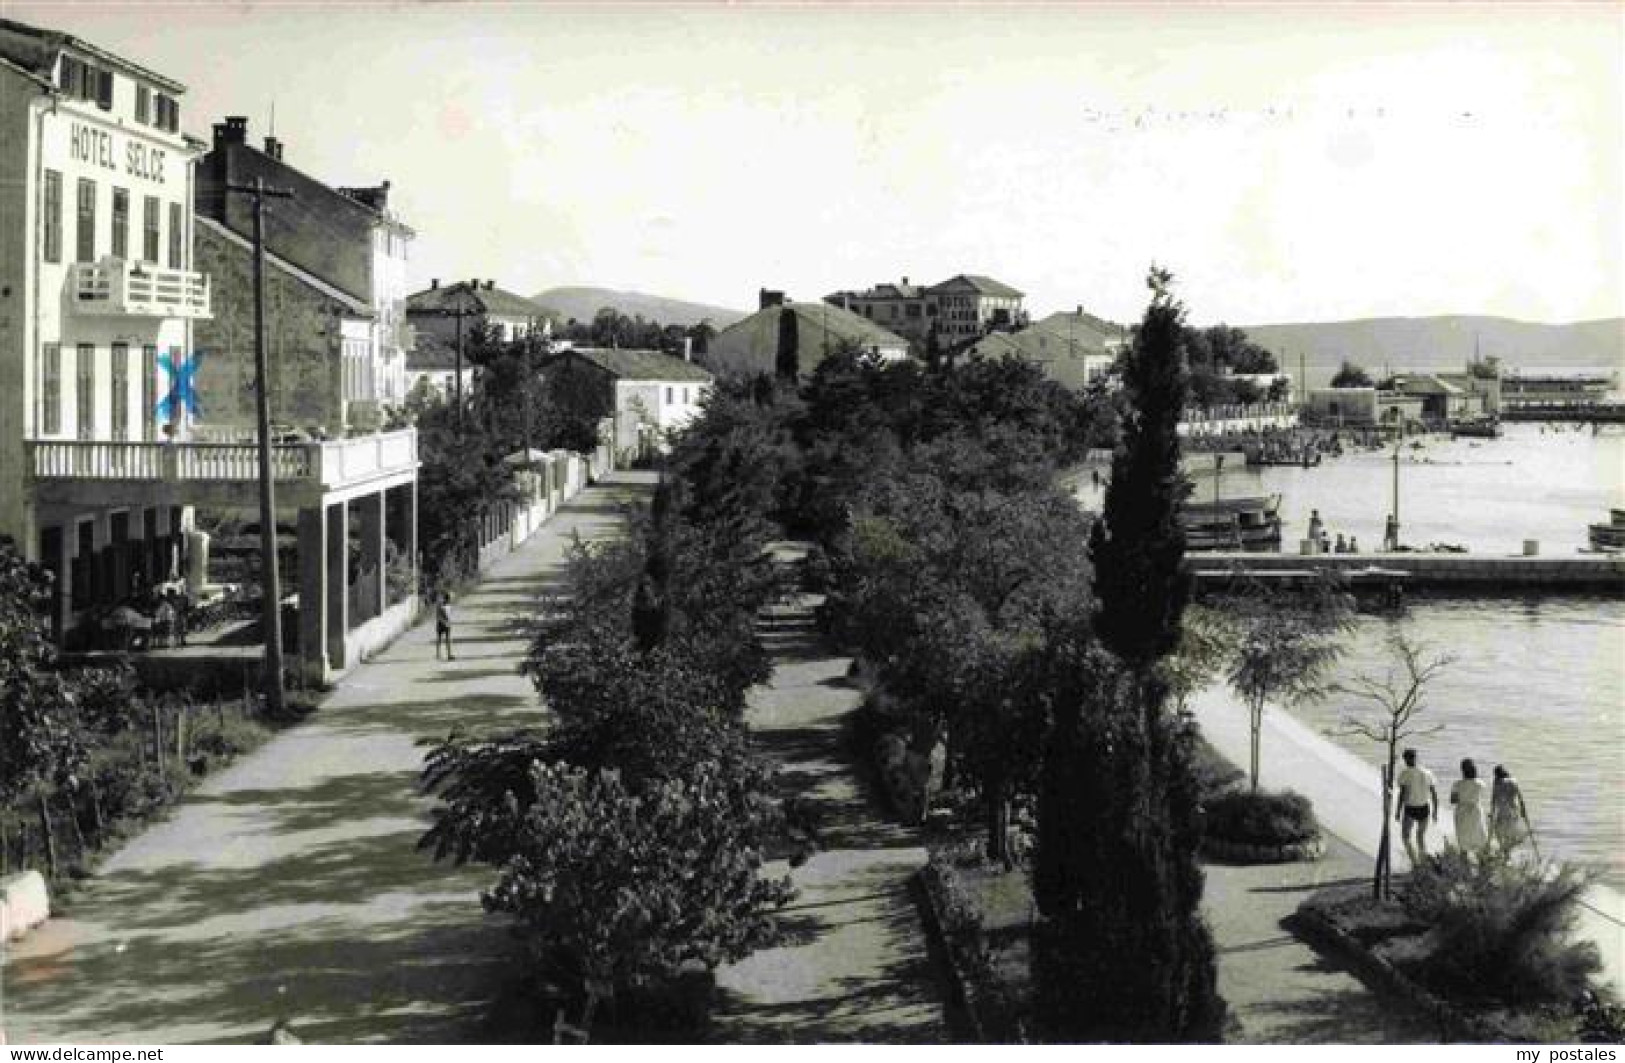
[1396,747,1439,866]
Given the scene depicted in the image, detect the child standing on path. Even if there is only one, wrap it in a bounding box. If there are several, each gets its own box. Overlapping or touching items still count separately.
[435,595,455,660]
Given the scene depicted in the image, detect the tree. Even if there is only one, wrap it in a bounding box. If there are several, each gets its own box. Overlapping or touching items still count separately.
[1160,604,1236,717]
[1221,572,1355,791]
[1034,269,1223,1042]
[774,306,800,382]
[1333,635,1452,899]
[485,761,793,1027]
[1091,266,1190,668]
[1331,360,1374,388]
[538,357,615,454]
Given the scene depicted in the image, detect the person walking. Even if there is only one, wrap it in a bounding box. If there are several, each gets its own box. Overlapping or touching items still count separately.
[1396,748,1439,866]
[1490,764,1530,854]
[1450,758,1489,853]
[434,595,455,661]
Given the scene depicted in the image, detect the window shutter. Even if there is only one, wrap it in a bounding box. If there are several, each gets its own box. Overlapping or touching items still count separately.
[136,85,150,124]
[97,68,113,109]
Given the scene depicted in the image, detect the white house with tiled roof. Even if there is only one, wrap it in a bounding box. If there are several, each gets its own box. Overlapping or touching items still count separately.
[546,346,713,462]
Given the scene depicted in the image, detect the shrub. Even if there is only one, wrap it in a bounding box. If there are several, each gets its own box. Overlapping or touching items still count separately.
[1202,788,1319,846]
[1402,847,1601,1004]
[1191,735,1244,801]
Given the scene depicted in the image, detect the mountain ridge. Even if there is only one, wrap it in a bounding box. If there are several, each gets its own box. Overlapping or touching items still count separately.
[533,286,748,329]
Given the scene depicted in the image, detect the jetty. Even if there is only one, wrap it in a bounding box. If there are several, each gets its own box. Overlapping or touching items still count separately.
[1186,551,1625,592]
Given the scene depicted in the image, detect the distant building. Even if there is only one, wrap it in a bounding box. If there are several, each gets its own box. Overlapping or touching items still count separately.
[546,347,713,462]
[825,273,1026,351]
[406,278,552,346]
[706,292,911,379]
[965,305,1128,389]
[1387,372,1492,422]
[195,115,415,420]
[1305,387,1424,426]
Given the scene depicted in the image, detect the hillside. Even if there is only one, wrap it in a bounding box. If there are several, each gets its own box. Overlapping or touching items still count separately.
[1237,315,1623,387]
[534,286,748,329]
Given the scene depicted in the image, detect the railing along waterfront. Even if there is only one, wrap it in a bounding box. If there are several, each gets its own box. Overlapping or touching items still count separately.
[29,429,417,489]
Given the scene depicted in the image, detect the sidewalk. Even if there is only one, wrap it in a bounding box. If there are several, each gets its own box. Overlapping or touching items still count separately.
[706,577,948,1043]
[1191,684,1624,1002]
[0,472,657,1045]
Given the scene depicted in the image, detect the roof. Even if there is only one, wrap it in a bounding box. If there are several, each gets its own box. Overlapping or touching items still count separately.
[704,302,912,378]
[1032,309,1129,341]
[928,274,1025,299]
[0,17,186,94]
[560,347,714,382]
[407,281,548,320]
[966,323,1118,389]
[1393,374,1463,396]
[195,217,373,317]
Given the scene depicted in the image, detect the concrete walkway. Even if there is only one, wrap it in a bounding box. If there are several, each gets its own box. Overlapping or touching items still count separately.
[0,472,656,1045]
[1192,682,1624,1037]
[707,585,949,1043]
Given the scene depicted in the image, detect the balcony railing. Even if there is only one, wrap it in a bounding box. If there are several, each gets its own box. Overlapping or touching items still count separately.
[29,429,417,492]
[70,257,212,320]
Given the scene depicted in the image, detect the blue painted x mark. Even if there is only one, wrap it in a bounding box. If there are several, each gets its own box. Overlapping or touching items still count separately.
[155,350,202,424]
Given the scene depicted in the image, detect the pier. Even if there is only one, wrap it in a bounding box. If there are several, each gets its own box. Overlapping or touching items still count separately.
[1501,401,1625,423]
[1186,551,1625,591]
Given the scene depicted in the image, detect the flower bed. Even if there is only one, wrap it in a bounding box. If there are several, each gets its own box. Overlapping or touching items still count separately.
[1201,787,1323,864]
[1295,848,1612,1043]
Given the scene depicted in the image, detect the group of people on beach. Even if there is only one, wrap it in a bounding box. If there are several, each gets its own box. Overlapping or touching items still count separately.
[1395,748,1533,865]
[1305,509,1361,555]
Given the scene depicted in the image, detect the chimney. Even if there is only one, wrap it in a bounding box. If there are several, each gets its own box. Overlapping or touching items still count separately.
[430,278,439,290]
[759,288,785,310]
[902,276,910,287]
[214,115,248,148]
[484,280,494,291]
[264,135,283,161]
[1077,304,1084,316]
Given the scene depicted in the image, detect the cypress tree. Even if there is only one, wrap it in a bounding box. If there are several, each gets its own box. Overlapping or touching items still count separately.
[775,306,800,383]
[1032,268,1223,1042]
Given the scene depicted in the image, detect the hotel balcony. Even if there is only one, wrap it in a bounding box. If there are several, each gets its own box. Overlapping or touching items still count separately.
[70,257,212,320]
[28,428,417,509]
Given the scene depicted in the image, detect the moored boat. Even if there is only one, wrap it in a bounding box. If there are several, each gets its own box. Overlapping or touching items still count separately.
[1451,418,1503,439]
[1587,508,1625,552]
[1181,494,1283,552]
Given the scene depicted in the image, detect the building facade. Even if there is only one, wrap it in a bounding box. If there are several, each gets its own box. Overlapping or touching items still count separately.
[547,347,713,462]
[825,273,1026,351]
[195,116,414,425]
[0,19,209,633]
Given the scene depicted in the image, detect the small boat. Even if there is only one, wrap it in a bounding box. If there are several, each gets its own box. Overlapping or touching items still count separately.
[1181,495,1283,552]
[1587,508,1625,552]
[1450,418,1502,439]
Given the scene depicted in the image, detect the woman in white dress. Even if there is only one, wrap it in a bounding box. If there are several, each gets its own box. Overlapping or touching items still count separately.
[1490,765,1529,854]
[1450,758,1489,853]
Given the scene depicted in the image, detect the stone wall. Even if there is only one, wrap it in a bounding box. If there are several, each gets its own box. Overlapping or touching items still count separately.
[193,222,351,434]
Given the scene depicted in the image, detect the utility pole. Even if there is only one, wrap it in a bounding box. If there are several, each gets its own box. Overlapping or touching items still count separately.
[448,280,480,435]
[226,176,294,716]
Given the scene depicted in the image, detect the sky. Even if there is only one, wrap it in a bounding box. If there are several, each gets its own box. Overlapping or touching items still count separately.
[4,1,1621,326]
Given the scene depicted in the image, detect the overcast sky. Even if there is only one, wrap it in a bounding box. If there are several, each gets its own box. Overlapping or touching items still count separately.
[7,1,1621,325]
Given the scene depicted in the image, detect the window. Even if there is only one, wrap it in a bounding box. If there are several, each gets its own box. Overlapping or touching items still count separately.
[111,188,129,259]
[76,178,96,262]
[76,343,95,439]
[142,196,159,262]
[168,202,182,268]
[42,170,62,263]
[95,68,113,110]
[40,343,61,435]
[154,94,179,133]
[135,85,151,124]
[666,387,674,405]
[111,343,129,440]
[141,346,157,440]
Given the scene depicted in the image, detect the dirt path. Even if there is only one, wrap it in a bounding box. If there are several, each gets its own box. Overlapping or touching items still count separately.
[0,473,656,1045]
[706,585,949,1044]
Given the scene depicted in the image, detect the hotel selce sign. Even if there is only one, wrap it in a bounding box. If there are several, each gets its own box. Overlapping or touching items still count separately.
[67,120,167,185]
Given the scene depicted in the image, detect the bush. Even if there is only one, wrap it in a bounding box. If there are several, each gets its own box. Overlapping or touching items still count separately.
[1402,847,1601,1004]
[1191,735,1244,801]
[1202,788,1319,846]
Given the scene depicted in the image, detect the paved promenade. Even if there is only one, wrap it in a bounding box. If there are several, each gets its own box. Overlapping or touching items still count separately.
[1191,685,1624,997]
[707,580,948,1043]
[0,472,655,1045]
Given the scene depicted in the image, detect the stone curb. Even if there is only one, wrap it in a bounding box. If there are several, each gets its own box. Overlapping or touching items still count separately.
[913,867,989,1044]
[1291,899,1528,1043]
[1202,834,1326,865]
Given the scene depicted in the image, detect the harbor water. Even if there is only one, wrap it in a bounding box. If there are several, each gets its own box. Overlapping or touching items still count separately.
[1079,422,1625,886]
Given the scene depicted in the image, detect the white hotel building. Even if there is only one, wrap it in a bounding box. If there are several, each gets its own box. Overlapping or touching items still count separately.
[0,19,419,679]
